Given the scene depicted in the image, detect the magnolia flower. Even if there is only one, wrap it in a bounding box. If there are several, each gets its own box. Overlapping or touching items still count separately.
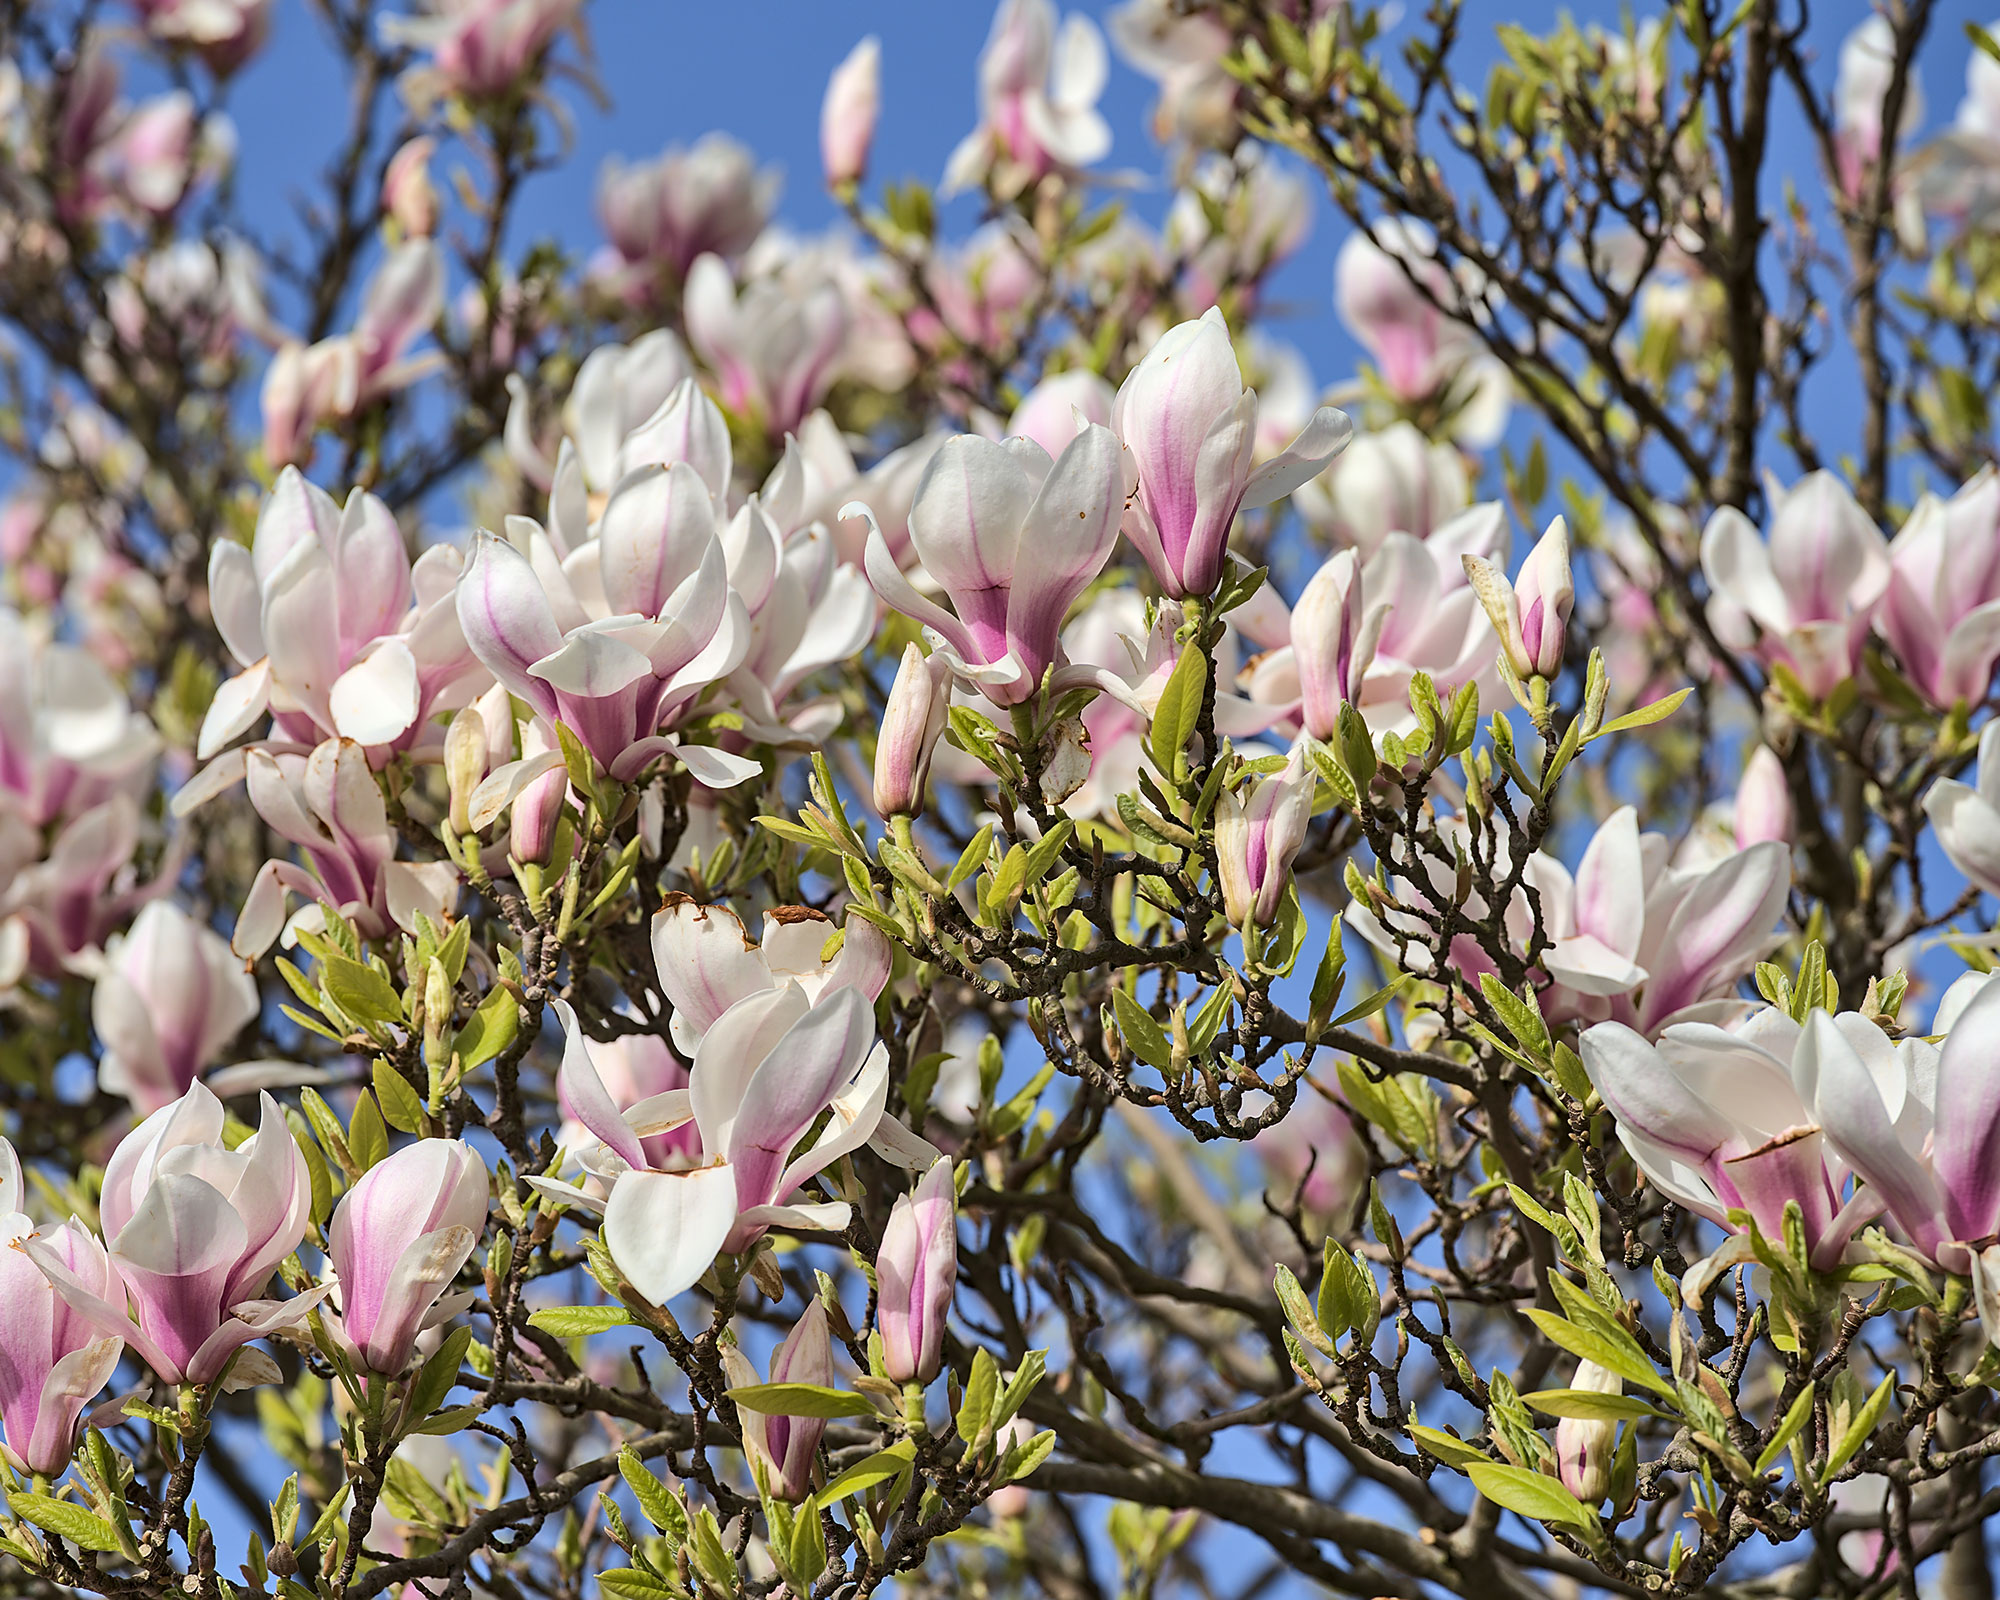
[1911,19,2000,226]
[1700,472,1890,700]
[509,330,693,498]
[878,1158,956,1384]
[197,469,482,764]
[1578,1008,1905,1269]
[1926,718,2000,897]
[92,901,259,1113]
[1007,369,1115,461]
[1733,746,1794,850]
[821,38,881,188]
[594,135,778,291]
[943,0,1111,198]
[28,1085,324,1385]
[383,0,579,99]
[1243,510,1505,739]
[556,1030,696,1178]
[650,896,892,1057]
[1297,423,1472,555]
[0,1141,122,1476]
[1164,154,1311,310]
[875,644,953,817]
[1287,551,1386,740]
[1215,748,1315,932]
[131,0,272,72]
[1106,0,1236,146]
[326,1138,487,1375]
[1463,516,1574,680]
[233,738,461,957]
[720,1300,832,1500]
[761,411,943,570]
[1875,467,2000,707]
[1555,1362,1622,1505]
[551,984,889,1306]
[1114,309,1351,599]
[1334,221,1510,446]
[453,473,755,787]
[858,424,1124,707]
[383,137,439,238]
[684,254,846,438]
[1832,14,1924,204]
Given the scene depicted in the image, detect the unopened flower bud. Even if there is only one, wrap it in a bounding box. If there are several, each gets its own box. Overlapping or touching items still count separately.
[878,1158,956,1385]
[874,643,952,818]
[722,1300,832,1501]
[510,762,568,866]
[1215,748,1315,932]
[1553,1359,1621,1505]
[384,136,439,239]
[1292,550,1387,741]
[821,37,881,189]
[445,705,488,834]
[1734,744,1793,850]
[1464,516,1573,680]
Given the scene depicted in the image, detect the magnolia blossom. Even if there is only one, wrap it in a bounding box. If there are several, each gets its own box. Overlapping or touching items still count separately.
[765,411,942,570]
[1701,472,1891,699]
[821,38,881,188]
[507,330,693,498]
[1007,369,1115,461]
[1107,0,1236,145]
[1911,18,2000,226]
[594,135,778,293]
[1296,424,1471,555]
[131,0,272,72]
[556,1030,696,1177]
[552,985,889,1305]
[878,1158,957,1385]
[1832,14,1924,204]
[1463,517,1574,680]
[720,1300,831,1500]
[0,1141,122,1476]
[1875,467,2000,707]
[233,738,461,957]
[383,0,578,99]
[1926,718,2000,897]
[383,137,439,238]
[650,895,892,1057]
[326,1138,487,1375]
[1215,748,1315,932]
[943,0,1111,198]
[684,254,846,438]
[92,901,259,1113]
[1165,154,1311,311]
[1115,309,1351,599]
[1243,509,1505,739]
[197,469,482,765]
[29,1086,323,1385]
[1733,746,1795,850]
[859,424,1123,707]
[1333,221,1509,446]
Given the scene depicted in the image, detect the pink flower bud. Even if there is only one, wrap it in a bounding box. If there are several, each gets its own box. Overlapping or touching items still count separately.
[1733,745,1793,850]
[724,1300,832,1500]
[92,900,259,1114]
[820,37,881,189]
[1554,1360,1620,1504]
[1464,517,1573,680]
[1214,746,1315,931]
[384,136,439,238]
[509,760,570,865]
[328,1138,487,1375]
[874,643,952,817]
[0,1142,123,1476]
[1291,550,1385,741]
[877,1158,955,1385]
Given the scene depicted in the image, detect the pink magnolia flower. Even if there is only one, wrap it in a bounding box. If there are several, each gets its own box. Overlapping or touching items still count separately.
[943,0,1111,198]
[1463,517,1574,680]
[232,737,460,958]
[129,0,272,73]
[821,38,881,189]
[1733,746,1794,850]
[1215,747,1315,931]
[1701,472,1891,700]
[383,137,439,238]
[877,1157,956,1384]
[684,253,847,438]
[858,424,1124,707]
[1108,0,1236,146]
[1165,154,1311,312]
[1007,369,1115,461]
[0,1141,123,1476]
[1554,1362,1621,1504]
[594,135,778,291]
[1875,467,2000,708]
[1115,308,1351,599]
[556,1030,696,1176]
[1832,14,1924,205]
[28,1085,325,1385]
[508,330,693,499]
[384,0,579,98]
[874,643,953,817]
[92,901,259,1114]
[195,469,483,766]
[1927,718,2000,897]
[720,1300,832,1500]
[326,1138,487,1375]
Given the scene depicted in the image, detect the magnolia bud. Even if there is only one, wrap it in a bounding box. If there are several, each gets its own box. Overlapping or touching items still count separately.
[510,763,569,866]
[1292,550,1385,741]
[723,1300,833,1501]
[445,705,489,835]
[874,643,952,818]
[820,37,881,189]
[1464,516,1574,680]
[1734,744,1793,850]
[383,136,439,239]
[1214,748,1316,931]
[878,1158,956,1385]
[1553,1360,1621,1505]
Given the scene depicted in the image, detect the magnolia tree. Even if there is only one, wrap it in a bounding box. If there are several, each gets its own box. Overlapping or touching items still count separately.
[12,0,2000,1596]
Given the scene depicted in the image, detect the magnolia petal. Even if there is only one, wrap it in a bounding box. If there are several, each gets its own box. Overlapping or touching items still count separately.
[601,1165,740,1305]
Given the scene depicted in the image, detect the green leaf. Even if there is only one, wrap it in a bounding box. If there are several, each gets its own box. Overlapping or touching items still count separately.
[404,1325,473,1422]
[819,1438,916,1500]
[998,1427,1056,1483]
[1407,1423,1490,1468]
[1325,973,1413,1030]
[372,1060,427,1135]
[620,1449,687,1541]
[1755,1383,1816,1476]
[299,1089,357,1180]
[726,1383,877,1419]
[322,955,406,1028]
[957,1347,999,1448]
[1111,988,1171,1072]
[528,1305,635,1339]
[1146,644,1207,775]
[1521,1389,1663,1422]
[1465,1462,1597,1530]
[596,1570,678,1600]
[948,825,994,890]
[1275,1264,1333,1355]
[347,1091,388,1172]
[1523,1310,1672,1397]
[1819,1373,1894,1485]
[10,1494,125,1553]
[1590,687,1691,742]
[455,984,521,1073]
